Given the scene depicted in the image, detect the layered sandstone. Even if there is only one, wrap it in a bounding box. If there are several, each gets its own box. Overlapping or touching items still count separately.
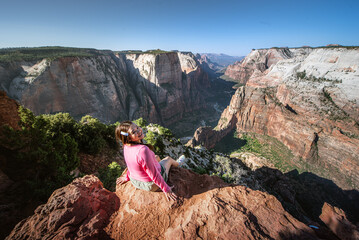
[0,51,209,126]
[191,47,359,190]
[224,48,312,84]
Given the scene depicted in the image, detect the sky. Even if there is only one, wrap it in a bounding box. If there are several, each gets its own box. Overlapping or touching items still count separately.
[1,0,358,56]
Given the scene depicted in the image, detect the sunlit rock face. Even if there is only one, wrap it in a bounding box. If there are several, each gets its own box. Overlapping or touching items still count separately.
[191,47,359,190]
[7,173,319,240]
[5,175,120,240]
[0,51,209,126]
[224,48,313,85]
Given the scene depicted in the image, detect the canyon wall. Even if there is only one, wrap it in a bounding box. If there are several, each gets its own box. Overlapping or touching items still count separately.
[0,51,209,126]
[191,47,359,190]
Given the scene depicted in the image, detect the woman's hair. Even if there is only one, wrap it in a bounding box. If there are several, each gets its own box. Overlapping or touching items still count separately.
[115,121,134,145]
[115,121,154,151]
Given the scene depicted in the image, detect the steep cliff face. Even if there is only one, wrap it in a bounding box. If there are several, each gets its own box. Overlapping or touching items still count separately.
[224,48,312,84]
[0,51,209,126]
[191,47,359,190]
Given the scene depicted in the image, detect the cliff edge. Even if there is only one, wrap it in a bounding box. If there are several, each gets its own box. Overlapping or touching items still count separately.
[190,47,359,190]
[7,168,359,239]
[6,170,318,240]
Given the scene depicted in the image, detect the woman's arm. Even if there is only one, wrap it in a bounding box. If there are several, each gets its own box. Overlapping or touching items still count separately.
[139,147,171,193]
[116,168,129,185]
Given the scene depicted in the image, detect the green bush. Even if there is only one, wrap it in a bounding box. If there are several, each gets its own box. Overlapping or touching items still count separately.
[77,115,112,154]
[239,134,262,153]
[133,117,147,128]
[158,125,173,137]
[192,166,208,175]
[98,162,124,191]
[144,130,166,157]
[1,107,80,199]
[1,107,121,202]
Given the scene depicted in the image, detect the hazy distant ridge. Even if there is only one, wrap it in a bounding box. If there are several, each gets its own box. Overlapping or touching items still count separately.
[199,53,244,67]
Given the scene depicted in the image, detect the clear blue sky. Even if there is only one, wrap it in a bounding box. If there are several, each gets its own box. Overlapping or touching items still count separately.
[1,0,358,56]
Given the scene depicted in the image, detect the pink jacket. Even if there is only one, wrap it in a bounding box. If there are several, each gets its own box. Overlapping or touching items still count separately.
[123,144,170,193]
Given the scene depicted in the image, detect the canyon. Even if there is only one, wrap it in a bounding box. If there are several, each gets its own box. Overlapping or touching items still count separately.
[0,49,213,128]
[189,47,359,190]
[2,46,359,239]
[1,91,358,239]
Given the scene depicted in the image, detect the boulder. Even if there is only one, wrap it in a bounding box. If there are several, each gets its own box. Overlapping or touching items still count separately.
[6,168,323,240]
[107,167,317,240]
[6,175,120,240]
[320,202,359,240]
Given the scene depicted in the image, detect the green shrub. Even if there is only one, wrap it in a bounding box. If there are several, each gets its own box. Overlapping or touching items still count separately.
[240,134,262,153]
[157,125,173,138]
[192,166,208,175]
[1,107,80,199]
[1,107,123,202]
[98,162,124,192]
[144,130,166,157]
[77,115,108,154]
[133,117,147,128]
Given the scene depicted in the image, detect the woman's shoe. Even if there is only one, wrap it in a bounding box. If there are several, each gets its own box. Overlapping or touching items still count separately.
[177,155,187,167]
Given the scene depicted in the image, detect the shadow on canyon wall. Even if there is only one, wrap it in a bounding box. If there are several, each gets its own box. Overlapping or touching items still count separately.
[251,167,359,225]
[121,53,210,127]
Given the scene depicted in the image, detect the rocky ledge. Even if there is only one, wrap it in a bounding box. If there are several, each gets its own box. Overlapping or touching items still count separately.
[6,169,359,239]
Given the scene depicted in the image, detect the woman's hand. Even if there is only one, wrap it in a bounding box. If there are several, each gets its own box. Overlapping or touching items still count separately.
[164,191,178,201]
[164,186,178,201]
[116,176,128,185]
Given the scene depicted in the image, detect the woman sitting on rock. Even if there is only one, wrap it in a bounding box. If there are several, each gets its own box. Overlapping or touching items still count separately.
[115,121,185,201]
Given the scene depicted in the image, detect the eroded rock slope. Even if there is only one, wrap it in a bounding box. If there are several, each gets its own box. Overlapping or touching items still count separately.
[190,47,359,190]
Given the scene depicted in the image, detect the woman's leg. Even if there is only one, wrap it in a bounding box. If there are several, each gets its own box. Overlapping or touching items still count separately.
[160,156,179,176]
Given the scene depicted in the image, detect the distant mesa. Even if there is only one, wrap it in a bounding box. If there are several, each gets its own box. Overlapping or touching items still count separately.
[326,44,342,47]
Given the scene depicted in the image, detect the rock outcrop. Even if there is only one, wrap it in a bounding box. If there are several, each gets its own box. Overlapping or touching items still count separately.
[320,202,359,240]
[224,48,298,84]
[7,170,325,240]
[196,54,223,74]
[0,91,20,130]
[0,51,210,126]
[190,47,359,190]
[6,175,120,240]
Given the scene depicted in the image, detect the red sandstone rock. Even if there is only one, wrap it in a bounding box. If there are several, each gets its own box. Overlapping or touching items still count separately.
[186,126,228,149]
[193,84,359,189]
[5,169,322,240]
[0,91,20,130]
[78,151,123,174]
[320,202,359,240]
[5,175,120,240]
[193,47,359,190]
[106,167,317,240]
